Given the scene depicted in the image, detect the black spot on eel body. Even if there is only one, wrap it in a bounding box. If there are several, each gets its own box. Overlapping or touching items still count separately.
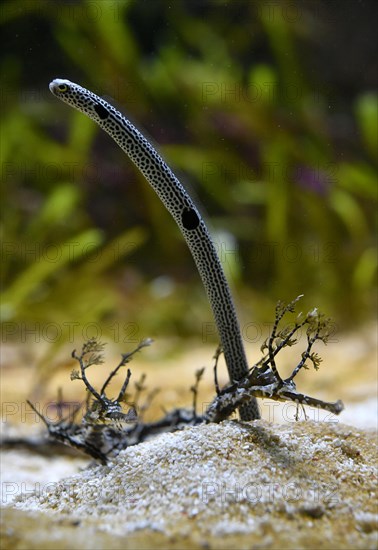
[181,208,200,230]
[94,103,109,120]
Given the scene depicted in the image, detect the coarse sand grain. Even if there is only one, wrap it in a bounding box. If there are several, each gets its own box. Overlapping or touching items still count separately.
[8,419,377,549]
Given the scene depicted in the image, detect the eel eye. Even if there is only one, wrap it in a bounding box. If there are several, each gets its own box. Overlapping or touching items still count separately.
[58,84,68,92]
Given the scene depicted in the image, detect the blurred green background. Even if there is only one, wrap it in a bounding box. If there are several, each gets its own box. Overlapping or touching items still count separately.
[1,0,377,373]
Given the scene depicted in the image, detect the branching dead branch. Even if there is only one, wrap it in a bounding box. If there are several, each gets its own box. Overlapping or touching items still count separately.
[204,296,343,422]
[20,296,344,463]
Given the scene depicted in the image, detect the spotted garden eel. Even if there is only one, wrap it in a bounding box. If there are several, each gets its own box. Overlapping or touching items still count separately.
[49,78,260,421]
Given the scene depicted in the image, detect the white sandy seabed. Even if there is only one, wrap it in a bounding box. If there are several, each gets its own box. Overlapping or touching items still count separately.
[12,419,378,548]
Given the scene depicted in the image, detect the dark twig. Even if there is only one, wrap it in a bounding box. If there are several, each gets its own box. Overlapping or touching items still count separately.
[100,338,152,396]
[266,306,285,383]
[204,296,343,423]
[286,309,327,382]
[56,388,64,422]
[27,400,50,428]
[116,368,132,403]
[191,367,205,419]
[71,343,103,404]
[213,346,222,396]
[100,356,129,397]
[266,295,304,383]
